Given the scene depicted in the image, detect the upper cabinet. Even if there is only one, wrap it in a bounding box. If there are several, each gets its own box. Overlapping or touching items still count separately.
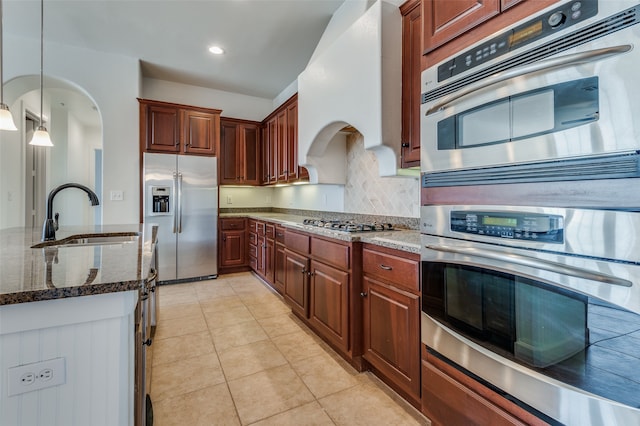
[220,118,261,185]
[422,0,557,62]
[261,94,308,185]
[400,0,424,168]
[138,98,221,156]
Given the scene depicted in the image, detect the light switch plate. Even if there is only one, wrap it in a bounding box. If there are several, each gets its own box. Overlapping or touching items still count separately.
[110,190,124,201]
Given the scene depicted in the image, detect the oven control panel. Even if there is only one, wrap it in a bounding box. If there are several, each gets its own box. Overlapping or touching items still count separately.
[450,211,564,243]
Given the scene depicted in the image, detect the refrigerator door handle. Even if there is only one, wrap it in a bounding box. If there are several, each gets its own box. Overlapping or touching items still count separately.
[177,172,183,233]
[172,172,178,234]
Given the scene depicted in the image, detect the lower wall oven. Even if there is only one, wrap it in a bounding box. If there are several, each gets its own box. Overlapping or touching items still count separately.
[420,205,640,426]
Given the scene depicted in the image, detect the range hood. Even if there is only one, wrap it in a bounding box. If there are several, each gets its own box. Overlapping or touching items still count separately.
[298,0,403,184]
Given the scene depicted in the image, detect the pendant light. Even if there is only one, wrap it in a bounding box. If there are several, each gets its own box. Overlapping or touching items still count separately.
[0,0,17,131]
[29,0,52,146]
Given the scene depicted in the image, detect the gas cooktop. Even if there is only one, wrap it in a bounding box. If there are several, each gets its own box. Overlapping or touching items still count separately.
[302,219,394,233]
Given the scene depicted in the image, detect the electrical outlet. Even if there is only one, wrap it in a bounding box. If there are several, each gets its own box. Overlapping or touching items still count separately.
[110,190,124,201]
[7,358,66,396]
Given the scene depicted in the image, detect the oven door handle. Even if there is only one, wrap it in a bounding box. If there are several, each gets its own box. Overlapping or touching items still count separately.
[425,244,632,288]
[425,44,632,116]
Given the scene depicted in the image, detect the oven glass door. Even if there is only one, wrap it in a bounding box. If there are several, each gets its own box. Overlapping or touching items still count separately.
[422,260,640,409]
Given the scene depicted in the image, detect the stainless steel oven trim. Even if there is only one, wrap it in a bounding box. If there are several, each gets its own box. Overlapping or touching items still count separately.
[421,312,640,426]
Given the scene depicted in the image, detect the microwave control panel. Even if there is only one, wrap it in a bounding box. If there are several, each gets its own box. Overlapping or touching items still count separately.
[450,211,564,243]
[437,0,598,82]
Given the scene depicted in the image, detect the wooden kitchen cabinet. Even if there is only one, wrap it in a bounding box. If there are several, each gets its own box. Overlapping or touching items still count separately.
[422,348,550,426]
[220,118,260,185]
[261,94,308,184]
[422,0,558,64]
[274,225,286,295]
[362,244,421,408]
[400,0,423,168]
[283,229,362,367]
[139,98,220,156]
[219,218,248,274]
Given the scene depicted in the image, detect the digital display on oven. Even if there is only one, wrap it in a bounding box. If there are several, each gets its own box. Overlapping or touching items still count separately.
[482,216,518,227]
[509,20,543,48]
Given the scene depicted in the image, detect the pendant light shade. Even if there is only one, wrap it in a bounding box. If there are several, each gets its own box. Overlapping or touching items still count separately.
[29,0,53,146]
[0,0,18,131]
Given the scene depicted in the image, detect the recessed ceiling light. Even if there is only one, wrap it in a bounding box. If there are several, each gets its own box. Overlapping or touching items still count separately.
[208,46,224,55]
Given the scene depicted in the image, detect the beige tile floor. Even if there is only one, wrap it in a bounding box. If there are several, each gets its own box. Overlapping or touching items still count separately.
[151,272,431,426]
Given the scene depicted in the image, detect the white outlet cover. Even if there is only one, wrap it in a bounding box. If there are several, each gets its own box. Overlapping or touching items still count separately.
[7,358,66,396]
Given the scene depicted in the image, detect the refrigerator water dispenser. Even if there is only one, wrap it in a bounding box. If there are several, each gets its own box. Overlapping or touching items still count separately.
[151,186,171,215]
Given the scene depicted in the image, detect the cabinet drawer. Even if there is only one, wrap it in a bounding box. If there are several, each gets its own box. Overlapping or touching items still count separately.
[285,230,310,254]
[312,237,349,270]
[363,247,418,293]
[248,219,257,233]
[275,225,286,244]
[221,218,246,231]
[249,243,258,259]
[265,223,275,239]
[249,232,257,245]
[256,221,266,236]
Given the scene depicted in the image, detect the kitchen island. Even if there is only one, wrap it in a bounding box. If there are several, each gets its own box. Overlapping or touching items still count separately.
[0,224,157,426]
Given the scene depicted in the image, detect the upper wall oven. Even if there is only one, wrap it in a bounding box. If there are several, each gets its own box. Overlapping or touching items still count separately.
[420,0,640,187]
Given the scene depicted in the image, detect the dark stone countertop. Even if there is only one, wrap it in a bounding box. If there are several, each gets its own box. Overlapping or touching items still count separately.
[220,212,421,254]
[0,224,158,306]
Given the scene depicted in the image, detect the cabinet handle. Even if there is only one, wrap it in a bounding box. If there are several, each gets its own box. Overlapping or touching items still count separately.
[277,233,284,237]
[301,268,307,274]
[143,338,152,346]
[401,142,409,148]
[379,264,393,271]
[223,236,227,241]
[307,271,314,277]
[360,292,368,297]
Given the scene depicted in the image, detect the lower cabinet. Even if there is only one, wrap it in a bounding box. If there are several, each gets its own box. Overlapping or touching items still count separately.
[422,347,550,426]
[219,217,249,274]
[362,244,421,408]
[273,225,286,294]
[283,229,361,367]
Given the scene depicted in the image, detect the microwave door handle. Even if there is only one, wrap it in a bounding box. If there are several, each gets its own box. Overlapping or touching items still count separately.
[425,44,632,116]
[424,244,632,288]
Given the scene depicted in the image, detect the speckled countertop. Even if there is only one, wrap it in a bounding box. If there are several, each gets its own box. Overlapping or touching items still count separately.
[220,212,421,254]
[0,224,158,306]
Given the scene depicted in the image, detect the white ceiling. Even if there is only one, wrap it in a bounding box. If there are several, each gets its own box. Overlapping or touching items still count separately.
[4,0,346,100]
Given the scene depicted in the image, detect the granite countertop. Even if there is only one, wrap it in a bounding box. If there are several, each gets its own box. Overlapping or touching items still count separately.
[0,224,158,306]
[220,212,421,254]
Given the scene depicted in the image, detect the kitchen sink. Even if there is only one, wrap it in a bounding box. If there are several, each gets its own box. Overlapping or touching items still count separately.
[31,232,140,248]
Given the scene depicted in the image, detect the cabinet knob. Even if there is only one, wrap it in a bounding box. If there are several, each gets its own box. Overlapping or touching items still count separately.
[307,271,314,277]
[223,236,227,241]
[401,142,410,148]
[301,268,307,274]
[360,292,368,297]
[379,264,393,271]
[143,338,152,346]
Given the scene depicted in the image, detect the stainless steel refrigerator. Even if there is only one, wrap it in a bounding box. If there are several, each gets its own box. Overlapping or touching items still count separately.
[143,153,218,283]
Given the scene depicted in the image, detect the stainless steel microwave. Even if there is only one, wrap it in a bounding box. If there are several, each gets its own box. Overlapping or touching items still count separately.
[420,0,640,186]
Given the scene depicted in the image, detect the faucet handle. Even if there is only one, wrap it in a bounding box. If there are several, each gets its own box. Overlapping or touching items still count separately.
[54,213,59,230]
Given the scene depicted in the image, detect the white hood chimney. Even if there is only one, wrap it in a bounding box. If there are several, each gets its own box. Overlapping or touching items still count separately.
[298,0,402,184]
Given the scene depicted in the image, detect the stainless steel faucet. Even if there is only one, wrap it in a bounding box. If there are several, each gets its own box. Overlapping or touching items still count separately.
[42,183,100,241]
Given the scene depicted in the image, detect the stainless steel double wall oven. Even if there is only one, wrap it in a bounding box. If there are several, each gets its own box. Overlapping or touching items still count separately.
[419,1,640,425]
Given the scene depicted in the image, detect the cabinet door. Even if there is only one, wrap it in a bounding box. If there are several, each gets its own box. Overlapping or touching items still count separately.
[182,110,218,156]
[220,230,247,267]
[423,0,500,53]
[276,110,288,182]
[264,237,275,284]
[242,125,260,185]
[266,118,278,184]
[286,100,299,181]
[309,260,349,352]
[284,249,310,318]
[257,235,266,277]
[144,104,180,153]
[274,243,286,295]
[220,120,240,184]
[363,276,420,399]
[401,0,422,168]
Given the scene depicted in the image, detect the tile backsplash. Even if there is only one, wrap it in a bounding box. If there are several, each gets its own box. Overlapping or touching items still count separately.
[219,132,420,218]
[344,133,420,217]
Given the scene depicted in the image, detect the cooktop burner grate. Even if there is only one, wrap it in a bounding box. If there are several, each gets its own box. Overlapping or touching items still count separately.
[302,219,394,232]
